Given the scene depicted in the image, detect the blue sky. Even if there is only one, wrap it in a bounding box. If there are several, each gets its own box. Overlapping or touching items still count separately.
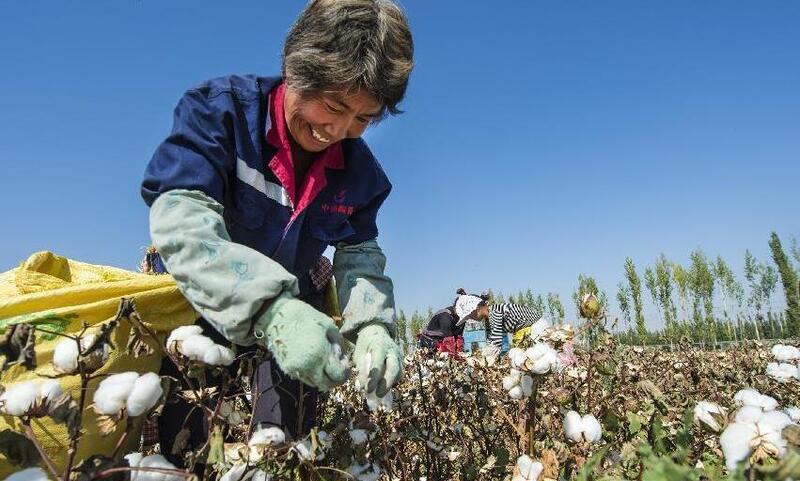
[1,1,798,329]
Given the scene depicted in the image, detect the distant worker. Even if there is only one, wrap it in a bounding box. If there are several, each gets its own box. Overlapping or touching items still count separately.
[464,293,547,348]
[418,289,489,353]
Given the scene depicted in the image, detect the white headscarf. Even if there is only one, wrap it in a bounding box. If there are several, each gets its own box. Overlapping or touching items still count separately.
[454,294,483,324]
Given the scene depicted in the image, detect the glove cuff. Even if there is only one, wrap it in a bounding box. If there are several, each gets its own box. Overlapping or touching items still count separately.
[252,292,296,342]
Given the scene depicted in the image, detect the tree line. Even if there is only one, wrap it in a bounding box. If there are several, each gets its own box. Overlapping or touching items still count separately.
[395,232,800,350]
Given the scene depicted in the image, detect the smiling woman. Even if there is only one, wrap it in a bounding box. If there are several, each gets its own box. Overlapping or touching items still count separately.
[139,0,414,470]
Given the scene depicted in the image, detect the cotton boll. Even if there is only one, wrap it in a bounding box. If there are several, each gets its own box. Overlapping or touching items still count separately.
[93,372,138,415]
[785,407,800,422]
[508,348,527,369]
[349,428,369,445]
[201,344,235,367]
[582,414,603,443]
[563,410,584,443]
[250,426,286,446]
[125,453,183,481]
[166,325,203,353]
[735,406,765,424]
[3,467,50,481]
[512,454,544,481]
[720,422,758,471]
[529,319,551,342]
[564,410,602,443]
[524,343,558,374]
[694,401,728,432]
[766,362,799,382]
[0,379,61,417]
[126,372,163,417]
[771,344,800,362]
[53,337,81,374]
[758,410,793,433]
[734,389,778,411]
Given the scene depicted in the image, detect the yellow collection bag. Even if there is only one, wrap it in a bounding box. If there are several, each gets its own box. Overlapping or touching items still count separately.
[512,326,532,346]
[0,251,198,477]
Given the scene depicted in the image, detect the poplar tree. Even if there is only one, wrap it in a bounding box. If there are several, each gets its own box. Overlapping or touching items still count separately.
[769,232,800,335]
[624,258,647,339]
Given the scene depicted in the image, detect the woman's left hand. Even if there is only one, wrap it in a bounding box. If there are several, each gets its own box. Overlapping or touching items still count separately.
[353,323,403,397]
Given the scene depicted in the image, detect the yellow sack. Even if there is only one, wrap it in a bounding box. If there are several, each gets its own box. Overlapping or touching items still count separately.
[512,326,532,346]
[0,251,198,476]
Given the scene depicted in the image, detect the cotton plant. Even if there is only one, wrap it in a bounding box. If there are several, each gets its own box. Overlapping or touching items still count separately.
[693,401,728,432]
[52,333,110,374]
[124,453,183,481]
[502,369,534,400]
[93,371,163,418]
[512,454,543,481]
[0,378,63,417]
[719,408,795,471]
[166,325,235,366]
[563,410,603,444]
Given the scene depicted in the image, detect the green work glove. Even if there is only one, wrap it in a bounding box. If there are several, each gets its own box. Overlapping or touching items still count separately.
[353,323,403,397]
[254,293,351,391]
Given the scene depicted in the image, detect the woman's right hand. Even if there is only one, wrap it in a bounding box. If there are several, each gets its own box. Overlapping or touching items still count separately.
[254,293,351,391]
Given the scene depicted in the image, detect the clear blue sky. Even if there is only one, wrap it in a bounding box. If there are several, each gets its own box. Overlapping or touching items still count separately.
[1,1,798,329]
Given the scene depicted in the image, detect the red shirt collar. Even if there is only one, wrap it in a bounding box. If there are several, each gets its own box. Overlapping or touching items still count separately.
[265,82,344,217]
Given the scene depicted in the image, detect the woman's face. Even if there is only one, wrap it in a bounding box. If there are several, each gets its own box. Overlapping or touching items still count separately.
[474,304,490,321]
[283,86,383,153]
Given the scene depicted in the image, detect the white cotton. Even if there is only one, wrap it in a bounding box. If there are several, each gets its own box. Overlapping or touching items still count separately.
[218,463,254,481]
[3,467,50,481]
[125,453,182,481]
[503,369,533,399]
[166,325,203,352]
[53,337,82,374]
[249,426,286,446]
[785,407,800,422]
[720,422,758,471]
[733,388,778,411]
[772,344,800,362]
[719,409,792,471]
[529,319,551,342]
[766,362,799,382]
[173,332,235,367]
[126,372,163,417]
[347,463,380,481]
[512,454,544,481]
[757,410,793,433]
[0,379,62,417]
[524,343,558,374]
[564,410,602,443]
[293,440,314,461]
[694,401,727,432]
[93,371,139,415]
[317,431,333,450]
[735,406,765,424]
[366,390,394,412]
[508,348,527,369]
[349,428,369,445]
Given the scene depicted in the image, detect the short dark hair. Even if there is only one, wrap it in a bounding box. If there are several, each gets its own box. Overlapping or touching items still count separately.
[282,0,414,119]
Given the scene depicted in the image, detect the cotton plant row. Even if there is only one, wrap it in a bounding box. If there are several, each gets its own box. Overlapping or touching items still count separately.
[2,299,800,481]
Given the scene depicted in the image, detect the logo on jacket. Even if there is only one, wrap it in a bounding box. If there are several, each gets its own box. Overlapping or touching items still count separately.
[322,189,355,216]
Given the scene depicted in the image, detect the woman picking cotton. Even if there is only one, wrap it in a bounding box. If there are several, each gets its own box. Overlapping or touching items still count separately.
[141,0,413,464]
[418,289,490,354]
